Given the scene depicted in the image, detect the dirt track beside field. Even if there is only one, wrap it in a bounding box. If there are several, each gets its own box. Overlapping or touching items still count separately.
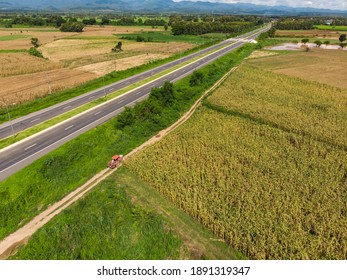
[0,66,238,259]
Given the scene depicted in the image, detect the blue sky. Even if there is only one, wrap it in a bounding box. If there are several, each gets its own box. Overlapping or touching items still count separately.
[174,0,347,10]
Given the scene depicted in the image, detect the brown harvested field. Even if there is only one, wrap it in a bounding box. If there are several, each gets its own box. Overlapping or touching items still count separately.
[0,25,195,105]
[0,53,61,77]
[246,48,347,89]
[0,28,75,50]
[0,26,161,50]
[276,29,341,40]
[75,53,168,76]
[41,39,194,67]
[0,69,96,105]
[81,25,162,36]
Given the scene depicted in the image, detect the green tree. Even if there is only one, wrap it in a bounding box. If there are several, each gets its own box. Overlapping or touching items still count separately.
[30,37,40,48]
[115,107,135,129]
[164,23,169,31]
[28,47,44,58]
[112,41,123,52]
[314,40,322,47]
[101,17,110,25]
[267,27,276,38]
[339,34,346,43]
[323,40,330,45]
[60,22,84,32]
[301,38,309,44]
[340,42,347,49]
[190,71,205,87]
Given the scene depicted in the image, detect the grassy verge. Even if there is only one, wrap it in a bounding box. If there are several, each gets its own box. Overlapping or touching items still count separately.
[10,171,183,260]
[11,167,243,259]
[0,39,272,242]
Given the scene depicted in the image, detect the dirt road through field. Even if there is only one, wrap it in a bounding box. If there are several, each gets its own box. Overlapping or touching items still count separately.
[0,66,237,259]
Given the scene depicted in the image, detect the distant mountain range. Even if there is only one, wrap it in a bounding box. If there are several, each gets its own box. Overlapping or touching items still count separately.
[1,0,347,16]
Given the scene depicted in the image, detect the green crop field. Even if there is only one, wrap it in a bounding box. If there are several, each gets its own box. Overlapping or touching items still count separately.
[315,25,347,31]
[125,65,347,259]
[0,35,27,41]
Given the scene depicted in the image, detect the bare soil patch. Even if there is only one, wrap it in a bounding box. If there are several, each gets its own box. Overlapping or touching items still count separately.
[246,50,277,59]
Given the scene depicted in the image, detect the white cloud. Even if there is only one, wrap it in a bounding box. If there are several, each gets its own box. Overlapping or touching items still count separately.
[173,0,347,10]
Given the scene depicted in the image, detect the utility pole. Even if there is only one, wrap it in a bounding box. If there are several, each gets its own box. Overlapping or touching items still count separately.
[0,99,15,138]
[45,72,52,95]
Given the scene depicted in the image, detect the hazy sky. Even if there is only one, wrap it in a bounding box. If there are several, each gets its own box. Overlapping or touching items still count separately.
[174,0,347,10]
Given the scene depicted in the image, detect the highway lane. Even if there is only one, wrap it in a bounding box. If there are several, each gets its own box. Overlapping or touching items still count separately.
[0,25,269,181]
[0,26,268,140]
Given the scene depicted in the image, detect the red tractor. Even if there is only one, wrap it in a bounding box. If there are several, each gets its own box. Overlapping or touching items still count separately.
[107,154,123,169]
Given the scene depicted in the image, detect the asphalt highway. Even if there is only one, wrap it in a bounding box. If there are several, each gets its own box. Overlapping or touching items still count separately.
[0,25,269,181]
[0,28,265,140]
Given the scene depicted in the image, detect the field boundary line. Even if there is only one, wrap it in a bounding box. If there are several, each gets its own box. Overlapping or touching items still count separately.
[0,65,238,259]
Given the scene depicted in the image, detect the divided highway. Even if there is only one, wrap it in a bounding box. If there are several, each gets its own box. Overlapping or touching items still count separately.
[0,25,269,181]
[0,27,266,140]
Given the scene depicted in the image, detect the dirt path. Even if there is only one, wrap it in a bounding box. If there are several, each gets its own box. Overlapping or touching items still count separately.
[0,66,237,260]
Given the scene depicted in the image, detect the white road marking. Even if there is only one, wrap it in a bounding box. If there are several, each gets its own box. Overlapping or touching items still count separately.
[64,106,71,109]
[24,144,37,151]
[94,111,102,115]
[88,96,94,99]
[64,125,74,131]
[30,118,41,123]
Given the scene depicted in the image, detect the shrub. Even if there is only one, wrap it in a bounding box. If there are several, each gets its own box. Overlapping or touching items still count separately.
[28,47,44,58]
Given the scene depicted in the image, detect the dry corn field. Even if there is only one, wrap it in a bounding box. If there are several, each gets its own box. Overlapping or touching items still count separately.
[125,66,347,259]
[0,68,96,105]
[207,65,347,148]
[0,53,61,77]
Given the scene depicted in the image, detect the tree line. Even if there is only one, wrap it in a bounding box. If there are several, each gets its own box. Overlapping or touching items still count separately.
[171,21,256,36]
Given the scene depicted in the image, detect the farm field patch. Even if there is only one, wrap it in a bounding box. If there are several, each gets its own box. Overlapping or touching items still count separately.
[0,68,96,104]
[125,65,347,259]
[245,48,347,89]
[0,25,196,105]
[315,25,347,31]
[275,29,342,40]
[0,52,61,77]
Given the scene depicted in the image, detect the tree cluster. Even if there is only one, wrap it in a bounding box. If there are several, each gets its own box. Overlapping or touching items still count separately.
[275,19,314,30]
[60,22,84,32]
[171,21,255,36]
[115,81,175,130]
